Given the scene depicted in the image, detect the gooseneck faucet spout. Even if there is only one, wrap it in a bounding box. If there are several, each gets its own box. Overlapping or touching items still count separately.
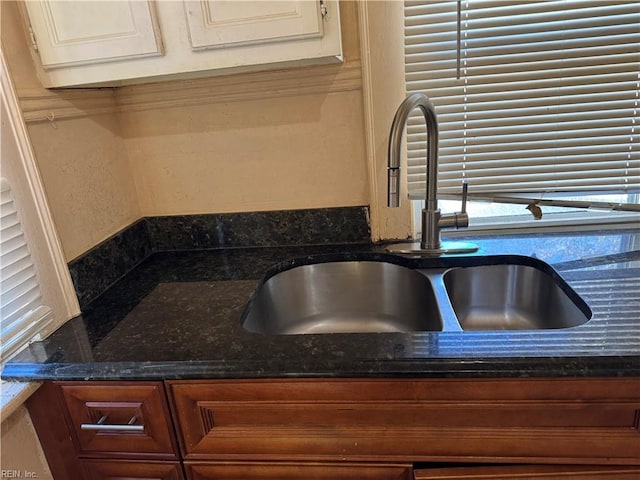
[388,93,439,214]
[387,93,478,255]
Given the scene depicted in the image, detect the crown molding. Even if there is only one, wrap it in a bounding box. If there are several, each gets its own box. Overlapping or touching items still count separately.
[18,60,362,122]
[19,87,118,123]
[116,59,362,113]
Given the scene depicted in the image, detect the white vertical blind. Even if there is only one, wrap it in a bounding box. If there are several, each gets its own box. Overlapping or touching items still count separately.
[404,0,640,199]
[1,178,52,362]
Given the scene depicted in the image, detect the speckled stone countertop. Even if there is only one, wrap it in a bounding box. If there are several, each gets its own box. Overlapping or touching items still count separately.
[3,230,639,381]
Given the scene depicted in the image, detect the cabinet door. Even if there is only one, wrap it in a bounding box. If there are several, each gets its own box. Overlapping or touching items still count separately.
[24,0,163,69]
[82,460,184,480]
[186,462,412,480]
[183,1,324,50]
[414,465,640,479]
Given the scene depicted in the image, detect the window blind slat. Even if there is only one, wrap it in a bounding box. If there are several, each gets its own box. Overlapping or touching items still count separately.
[2,286,41,328]
[409,159,640,174]
[407,79,638,104]
[423,104,637,129]
[410,122,638,144]
[407,63,638,89]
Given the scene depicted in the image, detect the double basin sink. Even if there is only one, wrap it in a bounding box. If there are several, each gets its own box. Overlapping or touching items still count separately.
[241,255,592,335]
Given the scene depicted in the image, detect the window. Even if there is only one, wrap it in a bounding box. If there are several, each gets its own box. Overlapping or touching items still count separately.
[404,0,639,229]
[0,178,53,363]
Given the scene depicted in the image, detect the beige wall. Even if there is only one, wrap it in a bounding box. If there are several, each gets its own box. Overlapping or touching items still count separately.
[0,406,53,479]
[122,88,368,216]
[26,116,141,260]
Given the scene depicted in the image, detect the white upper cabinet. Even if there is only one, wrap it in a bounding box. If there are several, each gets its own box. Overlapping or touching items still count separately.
[23,1,163,68]
[184,1,324,50]
[22,0,342,88]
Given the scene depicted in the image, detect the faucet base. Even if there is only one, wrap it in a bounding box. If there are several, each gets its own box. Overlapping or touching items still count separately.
[386,240,479,256]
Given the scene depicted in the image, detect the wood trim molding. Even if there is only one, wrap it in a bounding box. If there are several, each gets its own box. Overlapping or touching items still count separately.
[356,1,412,242]
[17,59,362,123]
[357,2,381,241]
[19,87,118,123]
[1,48,81,321]
[116,59,363,113]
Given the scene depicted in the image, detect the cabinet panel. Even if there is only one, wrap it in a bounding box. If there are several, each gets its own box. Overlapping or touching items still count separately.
[26,382,84,480]
[82,460,184,480]
[183,1,323,50]
[58,381,178,459]
[24,0,163,68]
[414,464,640,479]
[186,462,411,480]
[168,378,640,464]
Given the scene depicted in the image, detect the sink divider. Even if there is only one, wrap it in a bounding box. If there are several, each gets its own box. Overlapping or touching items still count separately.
[416,269,464,332]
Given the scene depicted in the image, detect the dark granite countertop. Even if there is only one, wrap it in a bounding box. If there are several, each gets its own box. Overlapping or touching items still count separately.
[3,229,640,381]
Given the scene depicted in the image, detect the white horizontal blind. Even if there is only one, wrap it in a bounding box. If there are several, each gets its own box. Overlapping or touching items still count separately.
[0,178,52,362]
[404,0,640,199]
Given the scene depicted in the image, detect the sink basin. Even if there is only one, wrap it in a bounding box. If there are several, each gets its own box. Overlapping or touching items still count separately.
[443,264,592,331]
[241,261,442,334]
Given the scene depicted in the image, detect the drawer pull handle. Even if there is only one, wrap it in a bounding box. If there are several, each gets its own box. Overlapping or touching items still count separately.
[81,415,144,432]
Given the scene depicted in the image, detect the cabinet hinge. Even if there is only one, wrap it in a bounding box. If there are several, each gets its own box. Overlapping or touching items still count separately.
[320,0,328,19]
[28,25,38,52]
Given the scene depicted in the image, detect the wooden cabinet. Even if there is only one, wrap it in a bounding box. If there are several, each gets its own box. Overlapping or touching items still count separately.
[26,377,640,480]
[20,0,343,87]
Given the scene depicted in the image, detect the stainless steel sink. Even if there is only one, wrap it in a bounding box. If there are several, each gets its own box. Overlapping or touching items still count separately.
[443,264,592,330]
[241,256,591,335]
[241,261,443,334]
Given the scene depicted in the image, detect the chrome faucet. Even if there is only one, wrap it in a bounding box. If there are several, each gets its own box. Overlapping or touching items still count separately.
[387,93,477,255]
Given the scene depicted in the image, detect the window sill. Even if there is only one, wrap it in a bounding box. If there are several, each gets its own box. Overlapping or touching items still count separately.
[0,380,41,423]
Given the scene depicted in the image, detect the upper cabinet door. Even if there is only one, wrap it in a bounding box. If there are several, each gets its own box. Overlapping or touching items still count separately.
[183,0,324,50]
[24,0,163,69]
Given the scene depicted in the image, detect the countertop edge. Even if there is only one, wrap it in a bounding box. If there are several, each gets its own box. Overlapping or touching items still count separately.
[3,356,639,382]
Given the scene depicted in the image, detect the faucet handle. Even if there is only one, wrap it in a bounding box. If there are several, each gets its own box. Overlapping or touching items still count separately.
[461,181,468,214]
[447,181,470,230]
[460,180,469,213]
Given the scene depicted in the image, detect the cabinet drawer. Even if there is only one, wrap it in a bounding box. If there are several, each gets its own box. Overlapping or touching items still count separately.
[82,460,184,480]
[58,381,178,458]
[168,378,640,463]
[185,462,412,480]
[414,465,640,479]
